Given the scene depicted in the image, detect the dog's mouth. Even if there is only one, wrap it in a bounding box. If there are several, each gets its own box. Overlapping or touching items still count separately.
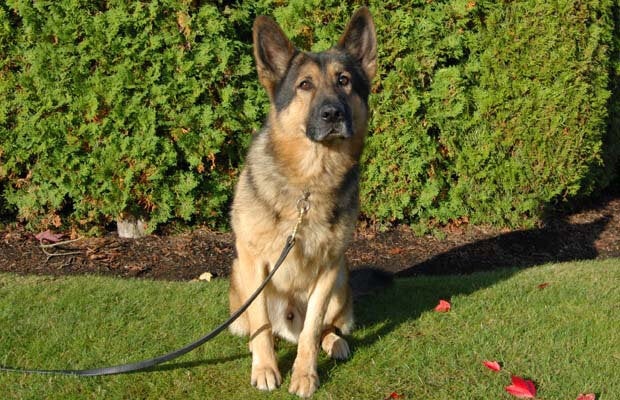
[326,128,344,139]
[307,124,353,142]
[327,124,352,139]
[307,102,354,142]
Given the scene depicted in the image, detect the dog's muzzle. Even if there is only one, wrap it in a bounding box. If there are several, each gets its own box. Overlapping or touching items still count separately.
[307,102,353,142]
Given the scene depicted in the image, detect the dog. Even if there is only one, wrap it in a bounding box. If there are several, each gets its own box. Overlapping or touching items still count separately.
[228,7,376,398]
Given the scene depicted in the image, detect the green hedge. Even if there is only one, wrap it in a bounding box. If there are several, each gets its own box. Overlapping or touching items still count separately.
[361,0,619,228]
[0,0,271,232]
[0,0,618,233]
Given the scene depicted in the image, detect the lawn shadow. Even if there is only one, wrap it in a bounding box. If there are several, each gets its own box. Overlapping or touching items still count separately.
[397,215,611,277]
[350,209,612,354]
[351,268,516,351]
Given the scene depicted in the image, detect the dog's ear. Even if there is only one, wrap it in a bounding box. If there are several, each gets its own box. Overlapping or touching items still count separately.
[338,7,377,81]
[253,16,296,98]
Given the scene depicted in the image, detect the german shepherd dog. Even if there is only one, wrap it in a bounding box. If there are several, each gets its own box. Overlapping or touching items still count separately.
[228,8,376,397]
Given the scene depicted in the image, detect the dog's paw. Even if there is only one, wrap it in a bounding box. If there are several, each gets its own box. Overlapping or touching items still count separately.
[321,332,351,360]
[251,365,282,391]
[289,367,320,398]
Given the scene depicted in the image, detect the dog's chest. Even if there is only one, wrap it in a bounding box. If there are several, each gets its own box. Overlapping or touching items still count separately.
[299,209,351,260]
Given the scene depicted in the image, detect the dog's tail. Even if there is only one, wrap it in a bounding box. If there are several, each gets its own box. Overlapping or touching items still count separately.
[349,267,394,299]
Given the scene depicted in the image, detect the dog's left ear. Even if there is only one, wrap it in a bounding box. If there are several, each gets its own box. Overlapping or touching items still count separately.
[338,7,377,81]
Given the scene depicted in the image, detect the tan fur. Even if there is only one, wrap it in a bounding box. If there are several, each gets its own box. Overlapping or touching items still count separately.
[228,8,376,398]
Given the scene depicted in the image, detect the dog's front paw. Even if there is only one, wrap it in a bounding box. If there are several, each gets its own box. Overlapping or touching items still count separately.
[251,364,282,391]
[321,332,350,360]
[289,367,319,398]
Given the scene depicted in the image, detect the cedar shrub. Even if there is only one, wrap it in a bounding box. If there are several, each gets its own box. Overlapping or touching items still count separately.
[0,0,618,233]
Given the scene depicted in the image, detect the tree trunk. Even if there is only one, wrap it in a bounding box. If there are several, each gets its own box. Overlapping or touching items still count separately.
[116,215,148,239]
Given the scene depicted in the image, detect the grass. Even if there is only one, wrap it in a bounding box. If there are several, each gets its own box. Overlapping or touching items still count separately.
[0,259,618,399]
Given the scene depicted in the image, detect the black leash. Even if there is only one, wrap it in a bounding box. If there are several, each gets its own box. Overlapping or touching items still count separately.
[0,235,297,376]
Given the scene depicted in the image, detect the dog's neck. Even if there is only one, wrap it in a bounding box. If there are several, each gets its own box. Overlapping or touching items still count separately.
[264,117,364,191]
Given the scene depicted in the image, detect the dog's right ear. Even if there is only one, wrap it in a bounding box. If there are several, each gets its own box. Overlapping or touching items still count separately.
[338,7,377,81]
[253,16,296,98]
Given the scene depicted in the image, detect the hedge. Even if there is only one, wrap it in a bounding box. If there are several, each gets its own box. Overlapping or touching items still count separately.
[361,0,620,228]
[0,0,270,232]
[0,0,618,233]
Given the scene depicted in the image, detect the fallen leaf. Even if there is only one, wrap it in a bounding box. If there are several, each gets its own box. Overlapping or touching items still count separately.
[35,230,64,243]
[505,375,537,398]
[434,299,451,312]
[537,282,550,289]
[576,394,595,400]
[483,360,501,372]
[198,272,213,282]
[388,247,404,255]
[384,392,404,399]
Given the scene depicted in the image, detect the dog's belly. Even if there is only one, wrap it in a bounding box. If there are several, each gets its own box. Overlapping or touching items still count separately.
[266,290,306,343]
[265,247,349,344]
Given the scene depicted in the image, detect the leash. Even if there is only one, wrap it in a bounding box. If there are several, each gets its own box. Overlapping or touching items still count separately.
[0,194,310,377]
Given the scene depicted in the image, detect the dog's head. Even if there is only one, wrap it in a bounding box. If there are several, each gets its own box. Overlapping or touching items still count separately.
[253,8,376,144]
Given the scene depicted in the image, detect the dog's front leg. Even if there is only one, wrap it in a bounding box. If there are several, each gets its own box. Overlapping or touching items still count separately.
[289,263,341,398]
[237,249,282,391]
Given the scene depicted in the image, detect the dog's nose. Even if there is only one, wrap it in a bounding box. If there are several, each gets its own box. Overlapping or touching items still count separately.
[320,104,344,123]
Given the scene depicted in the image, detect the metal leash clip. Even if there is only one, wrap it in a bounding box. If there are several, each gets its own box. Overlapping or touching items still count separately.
[290,192,311,243]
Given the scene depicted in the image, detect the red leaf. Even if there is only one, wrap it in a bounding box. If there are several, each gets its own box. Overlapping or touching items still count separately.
[576,394,596,400]
[384,392,404,399]
[35,230,63,243]
[505,376,537,398]
[482,360,501,372]
[434,299,451,312]
[388,247,404,255]
[537,282,550,289]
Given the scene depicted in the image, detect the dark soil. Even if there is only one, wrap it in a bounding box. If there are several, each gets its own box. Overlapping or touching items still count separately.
[1,194,619,281]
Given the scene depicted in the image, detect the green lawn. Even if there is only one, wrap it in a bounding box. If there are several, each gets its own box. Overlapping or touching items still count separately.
[1,259,618,399]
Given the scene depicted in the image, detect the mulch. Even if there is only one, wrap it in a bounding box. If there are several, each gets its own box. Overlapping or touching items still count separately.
[1,193,619,281]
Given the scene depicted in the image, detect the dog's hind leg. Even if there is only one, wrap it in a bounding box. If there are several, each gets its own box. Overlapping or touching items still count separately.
[321,266,353,360]
[228,259,250,337]
[321,328,351,360]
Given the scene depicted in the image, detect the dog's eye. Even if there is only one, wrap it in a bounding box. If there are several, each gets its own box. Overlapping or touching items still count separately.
[337,74,350,87]
[299,80,314,91]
